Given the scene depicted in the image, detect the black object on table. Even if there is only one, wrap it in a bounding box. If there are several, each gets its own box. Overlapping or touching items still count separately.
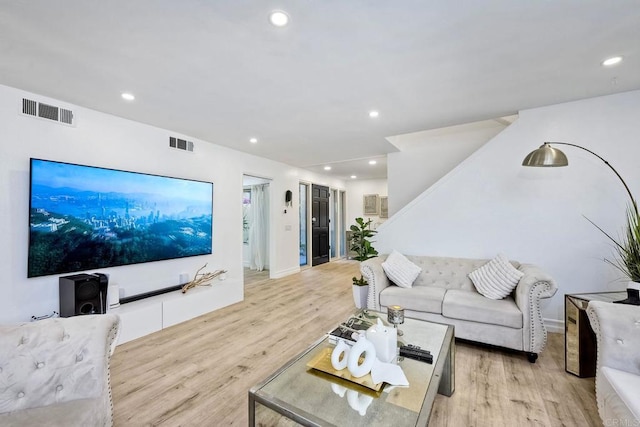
[400,344,433,364]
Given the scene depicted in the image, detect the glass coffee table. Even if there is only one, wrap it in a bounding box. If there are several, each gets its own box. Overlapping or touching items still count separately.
[248,311,455,426]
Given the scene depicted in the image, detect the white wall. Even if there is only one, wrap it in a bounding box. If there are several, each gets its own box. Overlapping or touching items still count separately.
[345,179,388,231]
[375,90,640,323]
[386,119,508,216]
[0,84,345,323]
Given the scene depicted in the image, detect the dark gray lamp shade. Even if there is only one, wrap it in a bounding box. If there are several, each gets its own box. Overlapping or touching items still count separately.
[522,142,568,167]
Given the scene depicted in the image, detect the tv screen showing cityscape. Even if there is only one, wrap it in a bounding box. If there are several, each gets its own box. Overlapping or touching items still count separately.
[28,158,213,278]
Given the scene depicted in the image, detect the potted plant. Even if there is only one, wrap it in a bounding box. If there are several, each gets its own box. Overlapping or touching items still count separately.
[591,203,640,304]
[349,217,378,308]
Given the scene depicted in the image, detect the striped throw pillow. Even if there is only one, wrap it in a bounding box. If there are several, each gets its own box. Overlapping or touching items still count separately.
[468,253,524,300]
[382,250,422,288]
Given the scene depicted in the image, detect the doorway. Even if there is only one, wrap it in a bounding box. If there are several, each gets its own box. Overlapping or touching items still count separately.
[299,183,309,267]
[340,190,347,258]
[312,184,330,266]
[243,175,271,283]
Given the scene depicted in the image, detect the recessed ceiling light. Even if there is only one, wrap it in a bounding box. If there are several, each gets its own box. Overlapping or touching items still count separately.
[121,92,135,101]
[249,138,258,144]
[269,10,289,27]
[602,56,623,66]
[369,111,379,118]
[323,166,332,171]
[368,160,377,165]
[350,175,357,179]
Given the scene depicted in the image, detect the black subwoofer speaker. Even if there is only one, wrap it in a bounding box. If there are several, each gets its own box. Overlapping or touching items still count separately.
[59,273,108,317]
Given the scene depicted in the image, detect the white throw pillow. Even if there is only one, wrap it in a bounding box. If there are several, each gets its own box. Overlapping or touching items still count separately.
[468,254,524,300]
[382,250,422,288]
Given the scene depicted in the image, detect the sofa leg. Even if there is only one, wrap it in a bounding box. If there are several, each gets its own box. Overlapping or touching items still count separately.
[527,352,538,363]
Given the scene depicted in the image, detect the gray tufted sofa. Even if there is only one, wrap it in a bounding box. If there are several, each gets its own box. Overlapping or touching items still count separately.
[0,314,121,426]
[587,301,640,424]
[361,254,557,362]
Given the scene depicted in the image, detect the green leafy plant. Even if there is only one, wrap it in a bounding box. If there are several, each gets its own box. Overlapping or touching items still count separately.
[349,217,378,286]
[352,275,368,286]
[589,203,640,283]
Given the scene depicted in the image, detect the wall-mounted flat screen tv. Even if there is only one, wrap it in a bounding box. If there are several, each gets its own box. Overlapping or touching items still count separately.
[28,158,213,278]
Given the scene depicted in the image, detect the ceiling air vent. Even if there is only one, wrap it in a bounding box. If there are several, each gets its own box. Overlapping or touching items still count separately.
[169,136,194,152]
[21,98,75,126]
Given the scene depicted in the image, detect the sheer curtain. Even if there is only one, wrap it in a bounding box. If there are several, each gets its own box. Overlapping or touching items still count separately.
[249,184,269,271]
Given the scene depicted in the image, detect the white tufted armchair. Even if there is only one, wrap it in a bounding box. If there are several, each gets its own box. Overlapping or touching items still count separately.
[587,301,640,424]
[0,314,120,427]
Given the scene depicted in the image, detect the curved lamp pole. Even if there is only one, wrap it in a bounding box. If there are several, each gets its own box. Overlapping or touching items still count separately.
[522,142,638,216]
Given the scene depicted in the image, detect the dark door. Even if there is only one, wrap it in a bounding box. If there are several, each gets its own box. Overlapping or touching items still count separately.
[312,184,330,266]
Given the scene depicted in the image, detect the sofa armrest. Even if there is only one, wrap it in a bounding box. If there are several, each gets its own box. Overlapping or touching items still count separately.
[360,255,389,311]
[587,300,640,423]
[587,300,640,376]
[514,263,558,353]
[0,313,120,418]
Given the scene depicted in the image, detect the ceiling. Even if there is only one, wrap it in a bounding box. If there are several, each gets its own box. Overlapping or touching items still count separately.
[1,1,639,180]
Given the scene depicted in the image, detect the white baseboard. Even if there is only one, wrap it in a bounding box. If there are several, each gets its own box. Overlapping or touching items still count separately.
[545,318,564,334]
[270,266,300,279]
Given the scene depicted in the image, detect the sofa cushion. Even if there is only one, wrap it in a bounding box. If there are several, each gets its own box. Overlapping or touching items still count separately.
[380,286,447,314]
[600,366,640,421]
[442,289,523,329]
[382,250,422,288]
[468,254,524,300]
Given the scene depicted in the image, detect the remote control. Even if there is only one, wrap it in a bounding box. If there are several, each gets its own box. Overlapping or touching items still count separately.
[399,344,433,364]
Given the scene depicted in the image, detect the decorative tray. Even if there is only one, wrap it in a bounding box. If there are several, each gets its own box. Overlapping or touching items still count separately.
[306,347,383,392]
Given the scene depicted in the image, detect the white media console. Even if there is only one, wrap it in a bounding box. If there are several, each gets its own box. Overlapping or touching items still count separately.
[109,278,242,344]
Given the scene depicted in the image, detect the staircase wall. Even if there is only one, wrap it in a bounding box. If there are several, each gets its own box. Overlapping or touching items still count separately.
[375,90,640,323]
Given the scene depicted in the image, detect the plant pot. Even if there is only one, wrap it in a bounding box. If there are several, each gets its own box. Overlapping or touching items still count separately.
[352,285,369,309]
[614,281,640,305]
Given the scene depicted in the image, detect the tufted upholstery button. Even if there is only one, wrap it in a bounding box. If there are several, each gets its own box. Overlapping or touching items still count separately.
[76,354,84,362]
[20,336,28,345]
[616,339,624,345]
[37,362,45,369]
[18,392,25,398]
[56,385,63,392]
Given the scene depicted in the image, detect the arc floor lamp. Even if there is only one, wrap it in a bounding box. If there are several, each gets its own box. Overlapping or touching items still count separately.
[521,142,638,215]
[522,141,640,304]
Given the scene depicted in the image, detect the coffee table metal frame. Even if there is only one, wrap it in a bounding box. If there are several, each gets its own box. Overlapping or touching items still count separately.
[248,312,455,427]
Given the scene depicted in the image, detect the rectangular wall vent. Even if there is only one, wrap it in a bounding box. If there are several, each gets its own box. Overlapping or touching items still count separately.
[21,98,75,126]
[60,108,74,125]
[38,103,59,121]
[22,98,37,116]
[169,136,194,152]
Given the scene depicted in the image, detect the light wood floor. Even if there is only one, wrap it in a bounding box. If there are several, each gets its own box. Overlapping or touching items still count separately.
[243,267,270,286]
[110,260,600,426]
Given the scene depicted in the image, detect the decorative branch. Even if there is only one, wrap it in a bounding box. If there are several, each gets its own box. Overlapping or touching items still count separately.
[181,263,227,293]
